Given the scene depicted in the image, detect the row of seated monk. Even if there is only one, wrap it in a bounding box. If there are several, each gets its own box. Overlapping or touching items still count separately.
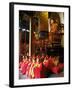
[19,54,64,79]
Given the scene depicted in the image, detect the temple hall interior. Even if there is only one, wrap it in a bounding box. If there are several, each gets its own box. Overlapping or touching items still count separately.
[19,11,64,79]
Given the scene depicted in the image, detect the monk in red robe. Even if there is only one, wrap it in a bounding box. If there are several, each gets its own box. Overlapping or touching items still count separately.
[48,56,54,71]
[21,56,29,75]
[29,56,36,78]
[26,56,32,77]
[43,56,49,68]
[34,56,42,78]
[19,56,24,70]
[58,63,64,72]
[51,56,62,74]
[41,56,50,78]
[19,56,25,72]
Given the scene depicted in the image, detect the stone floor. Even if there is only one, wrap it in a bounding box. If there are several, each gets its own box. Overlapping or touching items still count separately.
[19,71,64,79]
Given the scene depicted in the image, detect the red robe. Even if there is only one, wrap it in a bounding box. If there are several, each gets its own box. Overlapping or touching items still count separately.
[34,63,42,78]
[51,66,60,74]
[42,60,49,78]
[19,61,23,69]
[48,58,54,71]
[29,63,35,78]
[43,60,49,68]
[51,63,64,74]
[40,63,47,78]
[26,61,32,77]
[21,61,28,75]
[58,63,64,72]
